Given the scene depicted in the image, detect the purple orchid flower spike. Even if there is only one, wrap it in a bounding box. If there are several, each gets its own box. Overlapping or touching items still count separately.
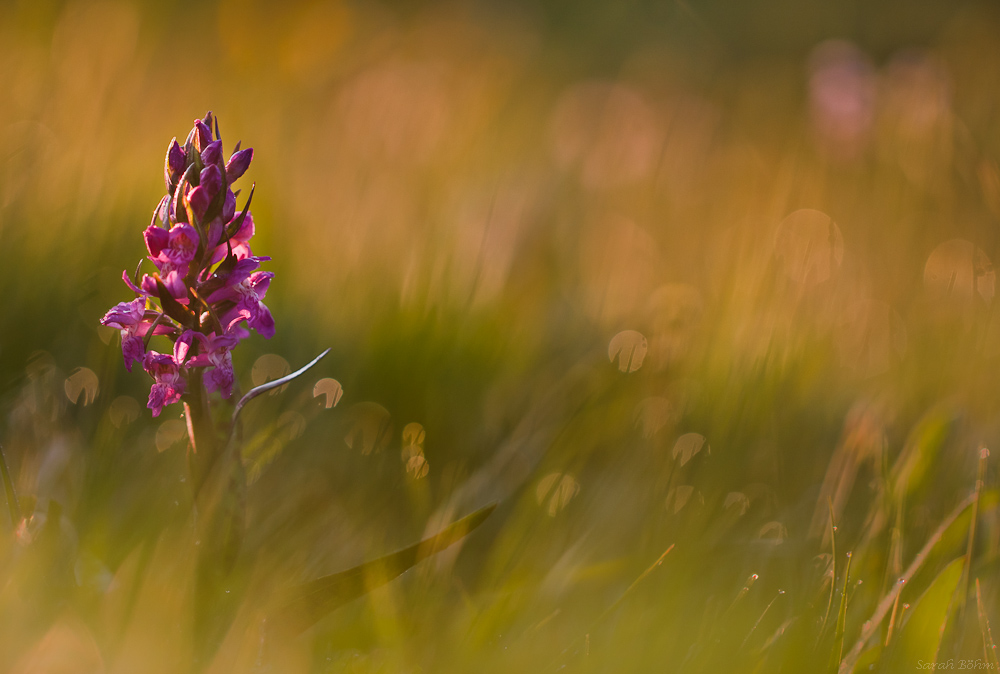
[101,112,278,419]
[96,117,356,665]
[101,113,330,460]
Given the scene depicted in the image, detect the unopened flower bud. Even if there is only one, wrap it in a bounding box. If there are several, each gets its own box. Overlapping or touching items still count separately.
[188,186,210,221]
[194,119,213,151]
[222,189,236,222]
[144,224,169,257]
[226,148,253,182]
[201,140,223,168]
[200,165,222,198]
[164,139,186,190]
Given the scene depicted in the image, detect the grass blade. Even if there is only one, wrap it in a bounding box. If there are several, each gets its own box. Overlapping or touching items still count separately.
[277,502,496,630]
[819,499,837,640]
[231,348,331,427]
[0,444,19,528]
[741,589,785,650]
[960,446,989,612]
[881,556,964,671]
[976,578,1000,668]
[885,578,905,647]
[840,491,977,673]
[829,551,852,674]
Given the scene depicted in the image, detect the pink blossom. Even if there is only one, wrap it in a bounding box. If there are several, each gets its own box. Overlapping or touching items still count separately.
[100,297,147,372]
[181,330,241,398]
[143,350,186,417]
[210,270,275,339]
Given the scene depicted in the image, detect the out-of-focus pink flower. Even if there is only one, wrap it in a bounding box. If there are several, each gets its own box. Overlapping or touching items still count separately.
[808,40,877,160]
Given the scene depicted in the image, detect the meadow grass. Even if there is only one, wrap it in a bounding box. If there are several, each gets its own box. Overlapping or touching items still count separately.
[3,1,1000,672]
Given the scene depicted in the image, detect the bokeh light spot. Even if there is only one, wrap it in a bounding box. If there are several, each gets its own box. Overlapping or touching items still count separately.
[774,209,844,285]
[672,433,708,466]
[633,397,674,438]
[345,402,392,455]
[924,239,994,306]
[278,410,307,441]
[666,485,698,514]
[313,378,344,408]
[109,396,140,428]
[64,367,98,405]
[609,330,648,373]
[536,473,580,516]
[402,422,426,447]
[252,354,291,395]
[406,454,429,479]
[155,419,187,453]
[724,492,750,516]
[759,521,787,544]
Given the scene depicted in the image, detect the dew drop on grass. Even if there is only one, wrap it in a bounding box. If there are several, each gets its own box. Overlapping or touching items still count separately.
[608,330,647,373]
[64,367,99,405]
[313,378,343,408]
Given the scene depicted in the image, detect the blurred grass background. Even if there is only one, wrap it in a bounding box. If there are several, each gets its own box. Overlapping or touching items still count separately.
[4,0,1000,671]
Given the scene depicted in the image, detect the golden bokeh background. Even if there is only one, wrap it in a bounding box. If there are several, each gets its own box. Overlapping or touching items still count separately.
[4,0,1000,671]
